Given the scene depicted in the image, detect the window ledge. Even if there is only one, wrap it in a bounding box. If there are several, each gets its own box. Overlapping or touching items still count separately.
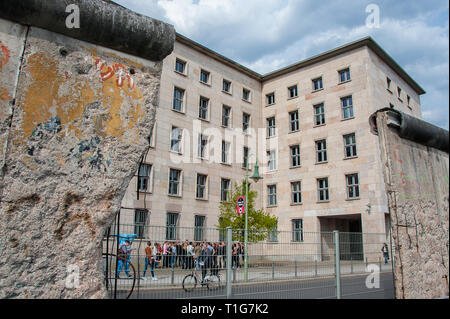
[172,108,186,115]
[174,70,187,77]
[343,156,358,160]
[198,118,210,123]
[290,241,304,243]
[288,129,300,134]
[266,103,276,107]
[313,123,326,128]
[312,88,324,93]
[341,116,355,121]
[317,200,330,204]
[169,150,183,156]
[137,190,153,195]
[315,161,328,165]
[221,162,232,166]
[346,197,361,201]
[200,81,211,87]
[290,165,302,169]
[168,194,182,198]
[267,205,278,208]
[338,79,352,85]
[196,198,209,201]
[222,90,232,95]
[387,89,393,94]
[287,96,298,101]
[290,202,303,206]
[242,98,252,104]
[398,98,403,103]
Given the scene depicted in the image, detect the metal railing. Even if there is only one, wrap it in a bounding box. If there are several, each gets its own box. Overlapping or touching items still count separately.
[102,219,395,299]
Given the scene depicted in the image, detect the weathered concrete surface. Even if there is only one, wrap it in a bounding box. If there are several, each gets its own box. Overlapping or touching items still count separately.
[0,8,174,298]
[0,0,175,62]
[376,112,449,298]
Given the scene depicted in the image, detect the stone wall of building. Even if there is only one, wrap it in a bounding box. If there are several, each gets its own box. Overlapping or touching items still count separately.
[0,0,174,298]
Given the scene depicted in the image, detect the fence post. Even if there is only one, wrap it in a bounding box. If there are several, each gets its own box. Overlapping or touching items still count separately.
[171,264,174,286]
[226,227,232,299]
[272,261,275,280]
[294,260,297,278]
[334,230,341,299]
[350,256,353,274]
[379,257,382,272]
[314,260,318,277]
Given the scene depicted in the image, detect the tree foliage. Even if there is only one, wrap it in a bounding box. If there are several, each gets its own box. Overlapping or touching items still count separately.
[217,180,278,242]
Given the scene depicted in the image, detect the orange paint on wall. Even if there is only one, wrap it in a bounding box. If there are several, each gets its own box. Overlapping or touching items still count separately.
[0,42,10,68]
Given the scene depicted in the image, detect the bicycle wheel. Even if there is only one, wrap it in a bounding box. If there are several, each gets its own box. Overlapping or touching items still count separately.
[207,275,221,291]
[182,274,197,292]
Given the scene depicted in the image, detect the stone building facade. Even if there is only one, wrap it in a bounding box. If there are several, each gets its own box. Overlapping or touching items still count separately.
[120,35,425,256]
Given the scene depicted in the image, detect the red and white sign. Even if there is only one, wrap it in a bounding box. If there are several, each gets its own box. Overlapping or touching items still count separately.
[236,196,245,214]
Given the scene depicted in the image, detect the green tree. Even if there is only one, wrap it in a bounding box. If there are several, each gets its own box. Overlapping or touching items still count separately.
[217,180,278,242]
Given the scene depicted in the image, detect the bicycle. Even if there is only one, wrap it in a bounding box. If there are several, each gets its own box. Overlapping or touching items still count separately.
[182,260,221,292]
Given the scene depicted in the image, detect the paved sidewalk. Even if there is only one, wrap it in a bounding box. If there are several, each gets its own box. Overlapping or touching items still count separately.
[107,261,393,289]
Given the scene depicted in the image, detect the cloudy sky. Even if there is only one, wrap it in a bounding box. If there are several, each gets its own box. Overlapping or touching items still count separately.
[114,0,449,129]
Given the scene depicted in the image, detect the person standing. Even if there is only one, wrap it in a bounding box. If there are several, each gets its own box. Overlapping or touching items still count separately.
[381,243,389,264]
[163,241,169,268]
[150,242,160,280]
[117,240,132,278]
[142,241,152,280]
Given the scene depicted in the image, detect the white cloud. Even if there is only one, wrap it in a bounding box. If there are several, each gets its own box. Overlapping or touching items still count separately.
[113,0,449,129]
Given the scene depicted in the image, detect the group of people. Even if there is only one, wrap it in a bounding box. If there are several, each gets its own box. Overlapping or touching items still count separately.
[140,240,246,282]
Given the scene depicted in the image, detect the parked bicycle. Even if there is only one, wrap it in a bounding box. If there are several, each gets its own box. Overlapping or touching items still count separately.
[182,259,221,292]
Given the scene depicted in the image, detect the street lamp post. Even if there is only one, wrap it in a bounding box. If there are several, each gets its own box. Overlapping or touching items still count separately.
[244,154,262,282]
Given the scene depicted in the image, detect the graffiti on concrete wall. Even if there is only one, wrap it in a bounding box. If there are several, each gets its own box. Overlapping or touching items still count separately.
[94,58,135,89]
[0,41,10,68]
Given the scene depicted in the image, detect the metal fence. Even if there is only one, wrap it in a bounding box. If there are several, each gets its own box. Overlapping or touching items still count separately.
[102,214,395,299]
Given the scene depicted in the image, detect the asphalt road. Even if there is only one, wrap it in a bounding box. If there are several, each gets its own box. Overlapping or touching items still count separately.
[110,272,395,299]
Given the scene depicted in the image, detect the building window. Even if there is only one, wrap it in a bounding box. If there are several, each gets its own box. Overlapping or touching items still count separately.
[168,168,181,196]
[314,103,325,126]
[346,173,360,199]
[199,96,209,120]
[343,133,357,158]
[288,85,298,98]
[194,215,205,242]
[269,222,278,242]
[223,79,231,93]
[243,88,251,101]
[266,92,275,105]
[316,139,327,163]
[339,68,351,83]
[243,146,249,169]
[407,95,411,107]
[291,181,302,204]
[397,87,402,100]
[341,95,354,119]
[196,174,207,199]
[175,59,186,74]
[267,185,277,206]
[221,178,230,201]
[200,69,210,84]
[290,145,301,168]
[222,105,231,127]
[166,212,179,240]
[312,77,323,91]
[317,178,329,202]
[170,127,183,153]
[137,163,151,192]
[243,112,250,133]
[289,110,299,132]
[134,209,148,238]
[198,134,208,159]
[292,219,303,242]
[386,77,391,91]
[221,141,230,164]
[173,87,184,112]
[266,117,276,138]
[267,150,276,171]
